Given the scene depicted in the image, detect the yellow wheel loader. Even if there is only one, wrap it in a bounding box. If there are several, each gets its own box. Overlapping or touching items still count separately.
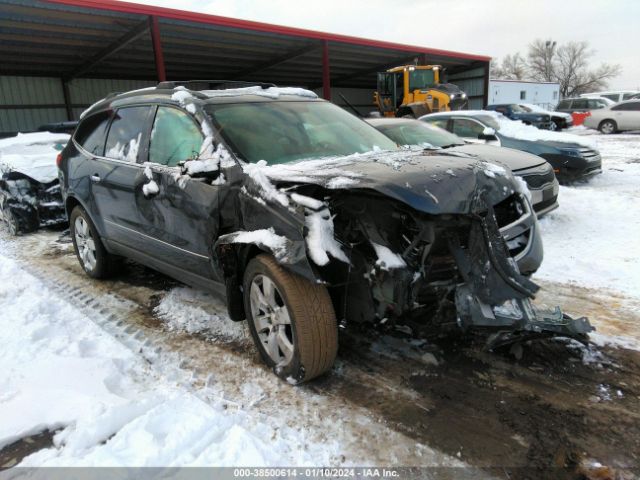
[374,65,468,118]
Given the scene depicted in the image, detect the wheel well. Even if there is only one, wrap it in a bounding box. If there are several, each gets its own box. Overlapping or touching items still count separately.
[65,196,81,219]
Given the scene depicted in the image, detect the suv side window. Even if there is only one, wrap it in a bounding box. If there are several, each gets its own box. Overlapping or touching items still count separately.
[149,107,203,167]
[74,111,111,156]
[612,102,640,111]
[425,118,449,130]
[586,99,602,109]
[572,99,588,109]
[105,106,151,162]
[452,118,484,138]
[557,100,571,110]
[602,94,619,102]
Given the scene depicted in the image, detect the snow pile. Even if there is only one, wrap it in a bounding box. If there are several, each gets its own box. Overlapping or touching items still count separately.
[535,133,640,299]
[221,228,291,262]
[0,251,341,467]
[0,132,70,184]
[202,86,317,100]
[171,87,198,115]
[421,110,595,148]
[142,165,159,196]
[154,287,246,340]
[0,253,139,451]
[521,103,572,121]
[371,242,406,270]
[305,208,349,266]
[243,160,290,207]
[479,160,507,179]
[106,132,141,163]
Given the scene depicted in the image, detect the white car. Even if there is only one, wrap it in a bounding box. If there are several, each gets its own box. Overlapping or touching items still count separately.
[580,91,640,103]
[583,99,640,134]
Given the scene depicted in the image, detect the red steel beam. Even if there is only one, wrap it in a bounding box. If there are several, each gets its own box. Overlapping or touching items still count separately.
[149,15,166,82]
[322,40,331,100]
[44,0,491,63]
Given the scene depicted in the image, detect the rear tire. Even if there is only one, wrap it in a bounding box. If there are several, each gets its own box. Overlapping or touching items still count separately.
[243,254,338,383]
[69,206,118,279]
[598,119,617,134]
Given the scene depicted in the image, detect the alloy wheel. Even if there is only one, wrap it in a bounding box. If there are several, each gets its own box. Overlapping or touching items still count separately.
[249,274,294,366]
[600,121,615,134]
[74,216,97,271]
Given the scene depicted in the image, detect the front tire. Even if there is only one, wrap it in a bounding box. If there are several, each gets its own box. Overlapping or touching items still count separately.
[599,119,617,134]
[243,254,338,383]
[69,206,117,279]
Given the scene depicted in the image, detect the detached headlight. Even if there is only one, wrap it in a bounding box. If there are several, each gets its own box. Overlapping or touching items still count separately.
[560,148,582,158]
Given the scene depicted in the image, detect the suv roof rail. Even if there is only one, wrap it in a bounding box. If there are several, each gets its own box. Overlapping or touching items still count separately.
[156,80,277,91]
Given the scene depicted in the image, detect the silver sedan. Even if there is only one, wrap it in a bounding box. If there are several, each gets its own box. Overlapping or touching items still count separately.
[583,100,640,133]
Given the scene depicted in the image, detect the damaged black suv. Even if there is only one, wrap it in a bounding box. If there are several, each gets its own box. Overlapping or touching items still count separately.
[58,81,592,383]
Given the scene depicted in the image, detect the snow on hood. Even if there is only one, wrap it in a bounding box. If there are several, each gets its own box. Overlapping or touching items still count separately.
[0,132,70,184]
[421,110,595,148]
[244,148,518,216]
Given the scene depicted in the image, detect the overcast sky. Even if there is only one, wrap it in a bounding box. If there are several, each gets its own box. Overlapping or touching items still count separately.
[136,0,639,90]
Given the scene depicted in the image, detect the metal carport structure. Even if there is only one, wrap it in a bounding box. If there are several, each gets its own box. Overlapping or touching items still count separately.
[0,0,491,134]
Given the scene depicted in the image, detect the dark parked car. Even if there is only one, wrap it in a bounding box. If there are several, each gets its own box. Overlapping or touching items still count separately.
[421,111,602,183]
[58,83,591,383]
[485,104,552,129]
[366,118,559,217]
[0,132,68,234]
[518,104,573,131]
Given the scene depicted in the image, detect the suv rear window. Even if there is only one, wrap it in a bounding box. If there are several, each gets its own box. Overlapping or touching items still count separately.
[105,106,151,162]
[74,111,111,156]
[557,100,571,110]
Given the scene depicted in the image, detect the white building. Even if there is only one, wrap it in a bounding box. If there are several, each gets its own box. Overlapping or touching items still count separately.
[489,80,560,109]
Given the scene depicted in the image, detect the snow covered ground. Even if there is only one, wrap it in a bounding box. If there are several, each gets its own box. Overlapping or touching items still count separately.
[0,253,341,467]
[534,132,640,300]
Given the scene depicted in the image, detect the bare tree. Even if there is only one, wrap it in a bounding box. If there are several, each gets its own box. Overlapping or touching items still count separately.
[554,41,622,97]
[523,39,621,97]
[490,53,527,80]
[527,39,557,82]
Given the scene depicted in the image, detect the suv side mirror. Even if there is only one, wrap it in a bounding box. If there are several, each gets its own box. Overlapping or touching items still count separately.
[478,127,497,140]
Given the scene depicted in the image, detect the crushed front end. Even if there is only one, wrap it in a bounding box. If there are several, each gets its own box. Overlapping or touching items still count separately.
[0,173,66,233]
[327,190,593,347]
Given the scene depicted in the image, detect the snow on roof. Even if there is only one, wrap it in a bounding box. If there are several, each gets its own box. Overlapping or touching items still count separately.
[421,110,595,148]
[0,132,70,184]
[201,86,318,100]
[0,132,70,150]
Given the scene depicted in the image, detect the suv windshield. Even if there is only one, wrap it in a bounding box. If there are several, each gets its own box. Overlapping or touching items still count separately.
[205,101,397,164]
[376,121,464,148]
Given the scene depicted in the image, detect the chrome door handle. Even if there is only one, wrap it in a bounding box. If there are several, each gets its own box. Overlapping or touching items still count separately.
[90,174,101,183]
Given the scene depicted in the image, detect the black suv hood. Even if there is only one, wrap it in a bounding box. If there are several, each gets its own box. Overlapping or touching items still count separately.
[257,150,519,215]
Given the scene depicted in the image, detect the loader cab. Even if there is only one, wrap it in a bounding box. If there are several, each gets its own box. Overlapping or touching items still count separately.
[376,71,403,114]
